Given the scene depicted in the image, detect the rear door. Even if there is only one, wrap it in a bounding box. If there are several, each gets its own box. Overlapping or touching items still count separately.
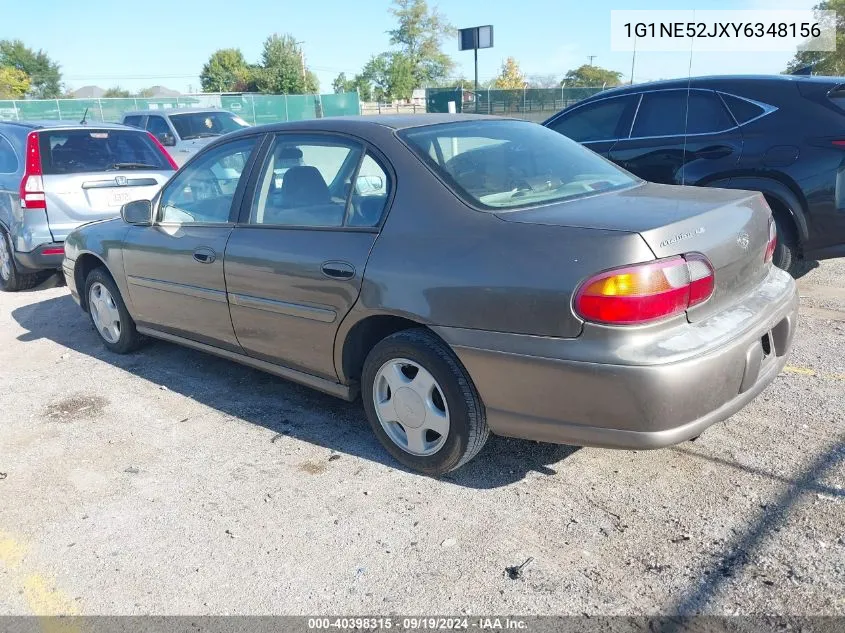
[610,89,742,185]
[544,94,638,158]
[38,128,175,241]
[122,134,263,350]
[224,133,391,380]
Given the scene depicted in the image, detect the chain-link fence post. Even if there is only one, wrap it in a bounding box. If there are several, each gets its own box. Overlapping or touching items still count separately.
[56,99,62,120]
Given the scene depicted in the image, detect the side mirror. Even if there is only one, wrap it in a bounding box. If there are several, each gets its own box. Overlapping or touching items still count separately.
[158,132,177,147]
[121,199,153,226]
[356,174,385,194]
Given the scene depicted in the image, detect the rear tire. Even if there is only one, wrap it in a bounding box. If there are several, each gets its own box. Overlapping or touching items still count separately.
[84,267,142,354]
[0,229,45,292]
[361,328,489,476]
[767,204,800,277]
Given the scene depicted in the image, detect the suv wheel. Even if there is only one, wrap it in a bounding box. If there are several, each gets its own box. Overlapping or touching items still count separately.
[0,229,43,292]
[361,328,489,476]
[84,267,142,353]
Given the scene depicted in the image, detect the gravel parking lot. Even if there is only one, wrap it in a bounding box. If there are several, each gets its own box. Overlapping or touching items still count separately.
[1,260,843,616]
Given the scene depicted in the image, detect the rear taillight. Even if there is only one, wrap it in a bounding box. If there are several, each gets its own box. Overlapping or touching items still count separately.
[575,254,715,325]
[147,132,179,170]
[764,216,777,263]
[19,131,46,210]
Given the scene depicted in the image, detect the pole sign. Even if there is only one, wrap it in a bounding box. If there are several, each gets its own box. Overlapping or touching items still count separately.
[459,25,494,51]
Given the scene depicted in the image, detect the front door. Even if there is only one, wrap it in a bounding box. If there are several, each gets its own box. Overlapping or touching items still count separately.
[122,135,262,350]
[224,133,392,380]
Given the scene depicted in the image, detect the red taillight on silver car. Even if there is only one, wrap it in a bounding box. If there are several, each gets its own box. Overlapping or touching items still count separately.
[575,254,715,325]
[764,216,777,263]
[19,131,46,210]
[146,132,179,170]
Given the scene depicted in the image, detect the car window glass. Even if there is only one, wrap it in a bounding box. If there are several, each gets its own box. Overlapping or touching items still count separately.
[348,153,390,227]
[250,136,362,227]
[123,115,144,129]
[401,120,636,210]
[0,135,17,173]
[159,136,257,224]
[549,96,633,142]
[720,93,766,124]
[37,129,171,174]
[169,112,250,140]
[631,91,689,137]
[685,91,734,134]
[146,116,170,136]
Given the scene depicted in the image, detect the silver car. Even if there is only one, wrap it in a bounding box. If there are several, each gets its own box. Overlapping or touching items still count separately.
[0,121,176,291]
[121,108,251,166]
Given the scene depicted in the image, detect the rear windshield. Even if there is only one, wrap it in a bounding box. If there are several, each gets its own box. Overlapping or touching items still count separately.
[400,120,637,210]
[169,112,249,140]
[38,129,172,175]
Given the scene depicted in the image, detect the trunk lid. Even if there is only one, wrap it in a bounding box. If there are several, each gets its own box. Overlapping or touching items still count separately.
[495,182,771,322]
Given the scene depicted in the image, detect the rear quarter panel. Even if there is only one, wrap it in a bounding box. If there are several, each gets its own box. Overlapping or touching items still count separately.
[351,128,656,339]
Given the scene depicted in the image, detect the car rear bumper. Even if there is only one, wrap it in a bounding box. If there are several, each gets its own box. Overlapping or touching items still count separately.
[434,266,799,449]
[14,242,65,272]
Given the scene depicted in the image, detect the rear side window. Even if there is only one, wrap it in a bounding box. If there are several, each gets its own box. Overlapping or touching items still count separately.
[548,95,635,142]
[720,93,767,124]
[0,135,17,174]
[632,90,733,137]
[37,129,173,175]
[123,115,144,128]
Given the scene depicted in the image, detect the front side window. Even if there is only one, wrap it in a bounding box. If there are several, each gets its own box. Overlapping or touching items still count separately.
[145,116,171,137]
[159,136,257,224]
[400,120,637,210]
[169,112,250,141]
[250,135,389,228]
[548,96,635,142]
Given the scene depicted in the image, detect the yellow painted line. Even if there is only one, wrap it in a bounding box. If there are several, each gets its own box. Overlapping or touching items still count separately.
[783,366,845,381]
[0,531,81,626]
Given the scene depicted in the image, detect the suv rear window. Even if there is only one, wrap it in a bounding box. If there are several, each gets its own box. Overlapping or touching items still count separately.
[37,129,173,175]
[400,120,637,210]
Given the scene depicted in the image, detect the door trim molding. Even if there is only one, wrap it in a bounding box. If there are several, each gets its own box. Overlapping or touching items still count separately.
[136,326,357,401]
[229,292,337,323]
[127,275,228,303]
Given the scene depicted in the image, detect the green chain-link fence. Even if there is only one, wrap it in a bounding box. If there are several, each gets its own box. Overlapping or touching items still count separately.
[426,87,607,122]
[0,92,361,124]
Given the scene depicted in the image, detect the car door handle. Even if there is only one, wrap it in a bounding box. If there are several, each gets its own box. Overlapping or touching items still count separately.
[321,261,355,279]
[193,247,216,264]
[694,145,733,159]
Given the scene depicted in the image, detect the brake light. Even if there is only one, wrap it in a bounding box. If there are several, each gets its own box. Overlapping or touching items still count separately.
[41,247,65,256]
[19,131,46,210]
[764,216,777,263]
[575,254,715,325]
[147,132,179,170]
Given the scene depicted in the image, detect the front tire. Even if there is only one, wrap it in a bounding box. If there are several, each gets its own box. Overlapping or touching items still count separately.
[0,229,44,292]
[84,267,142,354]
[361,328,489,476]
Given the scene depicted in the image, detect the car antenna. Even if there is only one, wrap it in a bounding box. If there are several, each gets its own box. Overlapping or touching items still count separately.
[79,108,89,125]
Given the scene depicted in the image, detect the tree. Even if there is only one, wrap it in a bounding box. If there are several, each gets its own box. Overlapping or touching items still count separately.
[361,52,416,101]
[786,1,844,74]
[561,64,622,87]
[135,87,157,98]
[0,39,62,98]
[494,57,526,89]
[200,48,253,92]
[0,66,30,99]
[254,34,319,94]
[332,72,353,94]
[103,86,131,98]
[387,0,454,86]
[527,73,560,88]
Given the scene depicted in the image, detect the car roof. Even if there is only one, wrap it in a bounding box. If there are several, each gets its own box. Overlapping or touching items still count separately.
[0,120,139,132]
[121,107,225,117]
[223,113,512,137]
[582,74,845,99]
